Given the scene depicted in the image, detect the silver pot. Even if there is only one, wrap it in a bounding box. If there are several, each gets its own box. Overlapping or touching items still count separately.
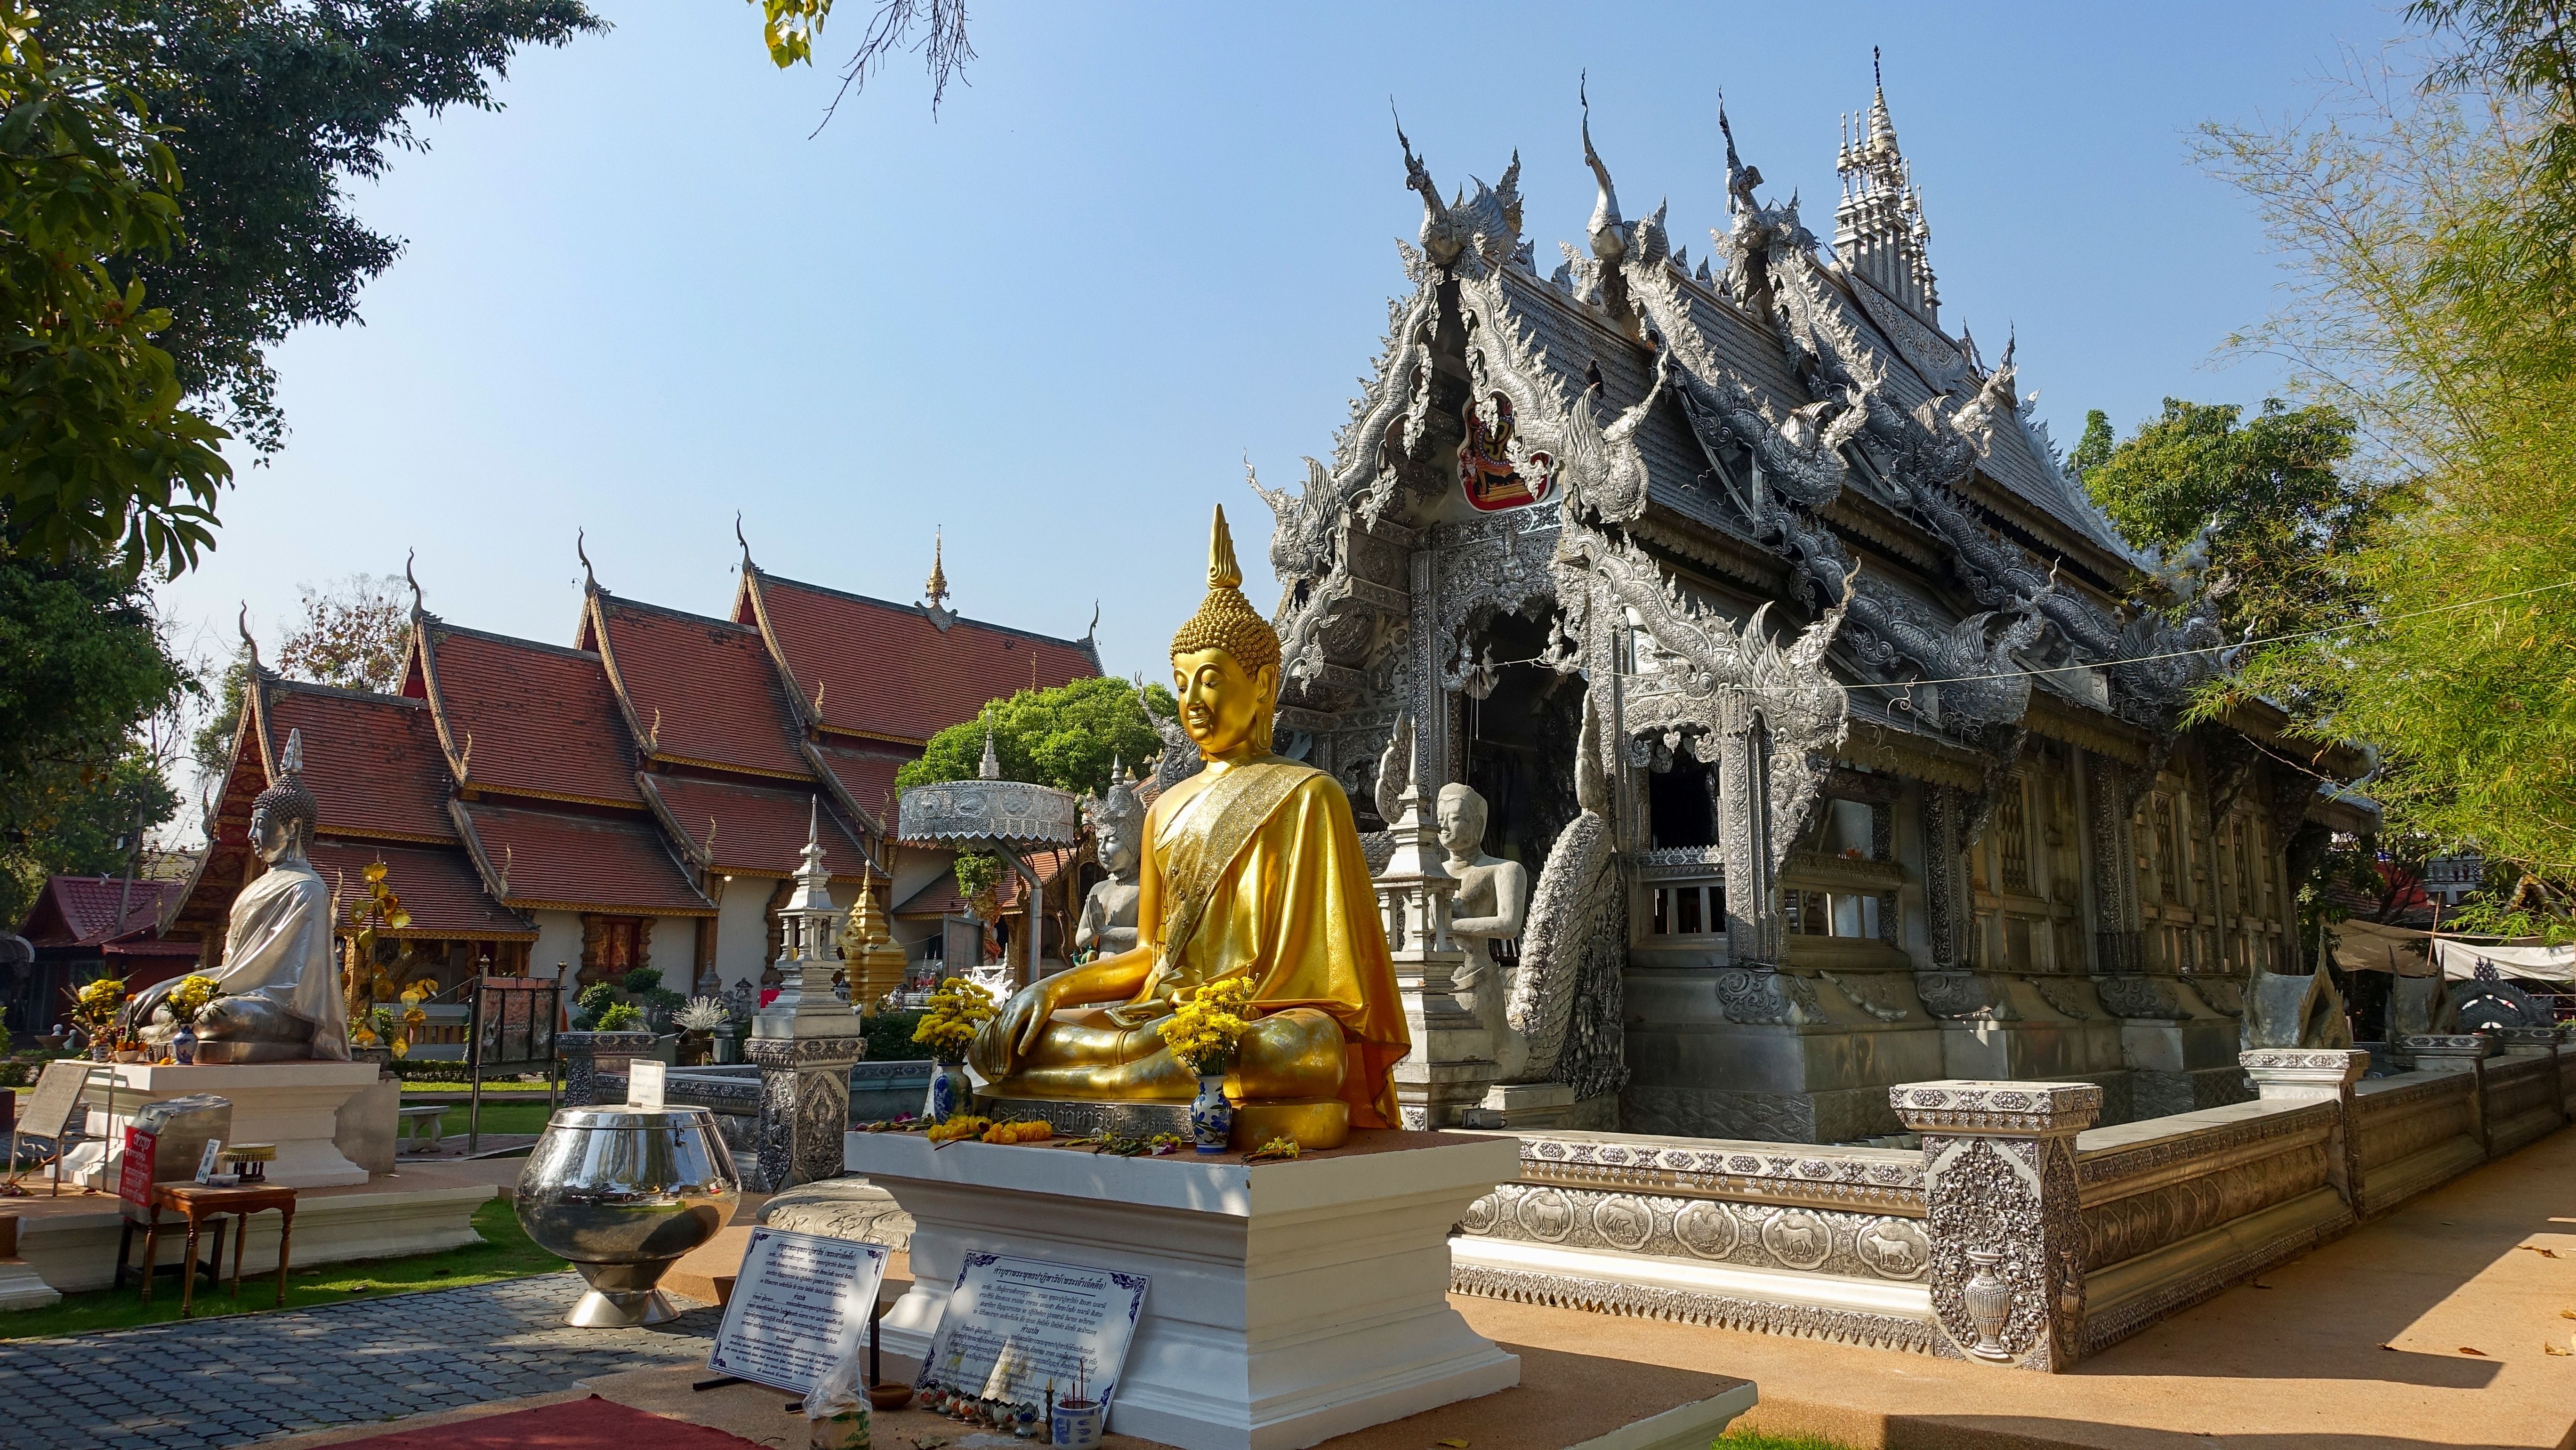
[515,1104,740,1327]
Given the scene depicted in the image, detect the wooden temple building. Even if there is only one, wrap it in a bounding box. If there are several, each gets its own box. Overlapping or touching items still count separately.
[157,540,1098,1007]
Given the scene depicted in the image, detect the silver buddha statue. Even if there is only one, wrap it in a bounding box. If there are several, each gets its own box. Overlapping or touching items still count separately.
[133,729,351,1062]
[1072,762,1143,960]
[1436,783,1527,981]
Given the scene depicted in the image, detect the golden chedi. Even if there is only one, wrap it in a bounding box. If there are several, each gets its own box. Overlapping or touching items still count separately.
[973,506,1408,1147]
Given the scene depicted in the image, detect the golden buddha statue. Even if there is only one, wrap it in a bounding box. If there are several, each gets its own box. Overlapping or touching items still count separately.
[973,506,1408,1148]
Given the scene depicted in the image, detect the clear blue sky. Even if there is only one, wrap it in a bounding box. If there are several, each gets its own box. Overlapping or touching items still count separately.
[155,0,2401,766]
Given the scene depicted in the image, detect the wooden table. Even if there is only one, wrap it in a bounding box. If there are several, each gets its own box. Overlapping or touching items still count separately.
[140,1183,297,1317]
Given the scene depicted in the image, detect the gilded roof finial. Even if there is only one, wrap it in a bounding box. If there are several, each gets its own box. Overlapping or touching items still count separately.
[237,603,261,673]
[576,528,596,591]
[404,549,423,614]
[925,529,950,608]
[735,511,752,569]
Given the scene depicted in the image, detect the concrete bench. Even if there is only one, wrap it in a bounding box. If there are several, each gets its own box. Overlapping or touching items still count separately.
[395,1104,449,1153]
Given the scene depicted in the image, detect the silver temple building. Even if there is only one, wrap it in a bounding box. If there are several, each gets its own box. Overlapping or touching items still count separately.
[1230,69,2370,1145]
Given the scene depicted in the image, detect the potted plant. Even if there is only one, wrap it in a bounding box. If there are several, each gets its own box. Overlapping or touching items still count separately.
[70,978,125,1061]
[161,974,222,1064]
[1161,975,1257,1152]
[911,977,997,1123]
[674,996,730,1066]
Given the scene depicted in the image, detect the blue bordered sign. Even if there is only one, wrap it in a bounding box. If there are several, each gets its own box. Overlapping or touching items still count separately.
[915,1252,1149,1415]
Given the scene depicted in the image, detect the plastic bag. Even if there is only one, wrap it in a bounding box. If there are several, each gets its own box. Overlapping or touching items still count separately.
[804,1310,871,1450]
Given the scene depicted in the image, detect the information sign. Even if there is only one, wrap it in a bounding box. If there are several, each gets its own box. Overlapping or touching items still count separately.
[116,1127,157,1208]
[706,1227,891,1395]
[627,1060,666,1111]
[915,1253,1148,1412]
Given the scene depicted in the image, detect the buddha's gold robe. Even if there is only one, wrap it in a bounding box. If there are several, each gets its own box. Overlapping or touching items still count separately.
[999,757,1409,1130]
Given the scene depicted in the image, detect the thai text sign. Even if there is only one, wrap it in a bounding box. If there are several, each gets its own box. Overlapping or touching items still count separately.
[117,1127,157,1208]
[707,1227,890,1395]
[915,1253,1147,1411]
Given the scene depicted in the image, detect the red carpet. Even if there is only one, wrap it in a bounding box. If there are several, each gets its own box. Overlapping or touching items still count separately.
[323,1396,764,1450]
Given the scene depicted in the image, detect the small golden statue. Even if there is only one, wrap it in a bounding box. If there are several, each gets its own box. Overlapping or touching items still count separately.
[973,506,1408,1147]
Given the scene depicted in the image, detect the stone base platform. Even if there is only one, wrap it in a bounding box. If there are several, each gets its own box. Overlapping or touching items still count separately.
[58,1060,385,1190]
[846,1127,1530,1450]
[4,1158,509,1297]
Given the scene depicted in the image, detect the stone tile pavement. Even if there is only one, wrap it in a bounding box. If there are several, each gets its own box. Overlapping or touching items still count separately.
[0,1272,719,1450]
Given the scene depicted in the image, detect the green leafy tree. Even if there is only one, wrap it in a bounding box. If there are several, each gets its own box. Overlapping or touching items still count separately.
[2079,398,2383,642]
[895,675,1173,799]
[0,538,192,923]
[36,0,607,456]
[190,644,251,789]
[2197,29,2576,914]
[0,9,229,575]
[275,572,411,692]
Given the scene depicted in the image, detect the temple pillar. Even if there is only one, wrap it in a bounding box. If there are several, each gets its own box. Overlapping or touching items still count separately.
[1894,1079,2099,1371]
[1715,714,1779,965]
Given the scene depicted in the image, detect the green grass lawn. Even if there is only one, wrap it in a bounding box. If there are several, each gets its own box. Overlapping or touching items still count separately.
[407,1096,556,1137]
[0,1197,564,1340]
[1715,1429,1856,1450]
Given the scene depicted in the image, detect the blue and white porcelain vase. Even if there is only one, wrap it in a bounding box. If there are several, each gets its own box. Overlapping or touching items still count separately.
[926,1061,966,1124]
[171,1023,197,1065]
[1189,1073,1233,1153]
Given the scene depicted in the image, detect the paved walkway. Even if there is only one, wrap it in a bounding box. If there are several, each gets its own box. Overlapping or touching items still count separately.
[0,1273,717,1450]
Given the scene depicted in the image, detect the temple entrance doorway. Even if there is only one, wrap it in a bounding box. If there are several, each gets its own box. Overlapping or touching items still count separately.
[1459,609,1586,880]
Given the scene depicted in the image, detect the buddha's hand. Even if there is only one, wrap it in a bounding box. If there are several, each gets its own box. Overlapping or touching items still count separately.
[975,976,1067,1080]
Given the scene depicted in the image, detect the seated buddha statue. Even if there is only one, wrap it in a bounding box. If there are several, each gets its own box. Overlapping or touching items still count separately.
[973,506,1409,1147]
[131,728,352,1062]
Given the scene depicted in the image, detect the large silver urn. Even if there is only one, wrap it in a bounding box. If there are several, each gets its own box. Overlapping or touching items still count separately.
[515,1104,740,1327]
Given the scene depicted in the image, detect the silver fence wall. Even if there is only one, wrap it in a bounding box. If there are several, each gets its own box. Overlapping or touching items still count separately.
[1451,1029,2571,1371]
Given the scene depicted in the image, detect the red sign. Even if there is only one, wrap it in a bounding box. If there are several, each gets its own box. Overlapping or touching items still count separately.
[117,1127,157,1208]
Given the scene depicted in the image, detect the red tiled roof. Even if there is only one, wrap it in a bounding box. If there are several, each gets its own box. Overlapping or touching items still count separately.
[640,775,873,881]
[411,623,640,806]
[590,596,810,779]
[19,876,187,946]
[454,801,715,916]
[308,841,538,940]
[812,743,913,830]
[892,847,1071,918]
[261,681,455,843]
[741,571,1098,745]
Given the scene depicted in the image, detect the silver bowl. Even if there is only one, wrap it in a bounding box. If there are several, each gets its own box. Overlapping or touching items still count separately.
[515,1104,740,1327]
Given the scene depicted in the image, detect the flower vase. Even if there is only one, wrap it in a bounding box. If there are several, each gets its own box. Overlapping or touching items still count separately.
[89,1040,112,1063]
[172,1024,197,1065]
[1189,1072,1233,1153]
[1961,1247,2013,1361]
[926,1061,967,1124]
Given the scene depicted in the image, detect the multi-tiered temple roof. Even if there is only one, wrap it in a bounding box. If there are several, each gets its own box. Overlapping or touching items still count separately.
[165,540,1099,972]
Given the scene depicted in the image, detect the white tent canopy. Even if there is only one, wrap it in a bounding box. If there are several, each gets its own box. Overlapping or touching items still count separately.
[2432,937,2576,985]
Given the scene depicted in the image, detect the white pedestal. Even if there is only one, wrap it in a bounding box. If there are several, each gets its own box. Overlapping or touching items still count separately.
[846,1130,1523,1450]
[63,1061,382,1189]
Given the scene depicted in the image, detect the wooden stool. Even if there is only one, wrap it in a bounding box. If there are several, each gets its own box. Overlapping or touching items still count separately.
[144,1183,297,1317]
